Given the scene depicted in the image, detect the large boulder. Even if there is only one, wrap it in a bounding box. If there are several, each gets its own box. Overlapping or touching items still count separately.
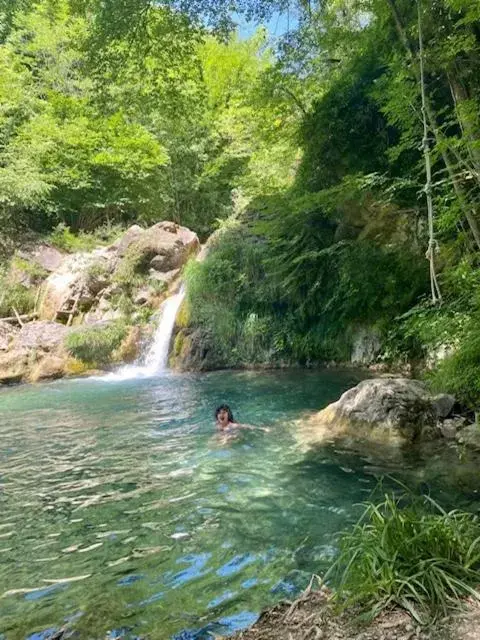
[39,249,116,320]
[0,349,30,384]
[114,221,200,278]
[30,355,67,382]
[14,321,69,351]
[17,244,65,273]
[39,223,199,321]
[299,378,440,446]
[0,321,71,384]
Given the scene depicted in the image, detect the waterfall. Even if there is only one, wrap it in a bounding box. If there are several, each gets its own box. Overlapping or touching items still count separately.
[142,287,185,374]
[103,287,185,381]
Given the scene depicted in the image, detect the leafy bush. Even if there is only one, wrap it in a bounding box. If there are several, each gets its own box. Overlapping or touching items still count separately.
[65,322,128,366]
[0,282,36,317]
[429,326,480,412]
[327,493,480,624]
[112,244,149,290]
[184,204,428,368]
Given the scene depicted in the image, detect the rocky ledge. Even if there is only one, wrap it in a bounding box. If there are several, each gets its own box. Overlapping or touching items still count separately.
[298,377,476,448]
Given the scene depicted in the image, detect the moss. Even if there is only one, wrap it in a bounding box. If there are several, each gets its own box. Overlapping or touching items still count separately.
[114,326,141,363]
[173,330,185,357]
[175,299,191,329]
[64,357,92,376]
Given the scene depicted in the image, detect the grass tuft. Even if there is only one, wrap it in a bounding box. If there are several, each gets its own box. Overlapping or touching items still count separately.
[326,491,480,625]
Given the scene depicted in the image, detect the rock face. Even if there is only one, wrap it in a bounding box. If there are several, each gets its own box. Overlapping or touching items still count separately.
[299,378,442,446]
[0,320,19,351]
[351,327,382,365]
[0,321,71,384]
[1,222,199,385]
[39,222,199,322]
[18,244,65,273]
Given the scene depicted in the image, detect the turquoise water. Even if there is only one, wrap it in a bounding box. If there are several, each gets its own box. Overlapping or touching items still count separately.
[0,370,479,640]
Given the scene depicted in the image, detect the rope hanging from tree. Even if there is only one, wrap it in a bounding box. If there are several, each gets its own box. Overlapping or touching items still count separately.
[418,0,442,304]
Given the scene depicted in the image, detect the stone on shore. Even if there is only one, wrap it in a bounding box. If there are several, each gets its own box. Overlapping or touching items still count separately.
[299,378,441,446]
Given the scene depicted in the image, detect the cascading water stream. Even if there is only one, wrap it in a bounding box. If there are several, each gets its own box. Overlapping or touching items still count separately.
[104,286,185,380]
[142,286,185,374]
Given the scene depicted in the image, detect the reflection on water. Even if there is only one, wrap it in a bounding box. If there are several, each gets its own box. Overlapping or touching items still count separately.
[0,370,479,640]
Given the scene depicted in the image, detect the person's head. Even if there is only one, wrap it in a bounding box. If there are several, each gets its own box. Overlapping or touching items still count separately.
[215,404,234,427]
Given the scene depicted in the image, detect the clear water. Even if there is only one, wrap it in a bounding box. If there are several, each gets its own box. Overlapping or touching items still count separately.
[1,370,479,640]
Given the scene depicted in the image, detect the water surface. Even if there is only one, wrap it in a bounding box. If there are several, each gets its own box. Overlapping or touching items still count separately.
[0,370,478,640]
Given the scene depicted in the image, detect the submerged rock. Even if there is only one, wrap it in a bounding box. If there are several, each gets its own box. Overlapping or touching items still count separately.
[299,378,439,446]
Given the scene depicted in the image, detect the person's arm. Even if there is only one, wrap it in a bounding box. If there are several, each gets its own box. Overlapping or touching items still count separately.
[238,423,271,433]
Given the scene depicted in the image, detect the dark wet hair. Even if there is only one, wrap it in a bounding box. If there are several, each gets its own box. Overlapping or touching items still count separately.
[215,404,235,423]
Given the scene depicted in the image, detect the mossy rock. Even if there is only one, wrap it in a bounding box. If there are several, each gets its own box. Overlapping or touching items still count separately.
[114,325,142,363]
[175,299,191,329]
[64,357,93,376]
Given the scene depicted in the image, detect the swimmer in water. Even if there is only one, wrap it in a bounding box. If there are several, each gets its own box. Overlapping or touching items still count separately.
[214,404,270,434]
[215,404,238,432]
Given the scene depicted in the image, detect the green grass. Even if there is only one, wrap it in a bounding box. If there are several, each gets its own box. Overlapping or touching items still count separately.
[49,223,124,253]
[0,281,36,317]
[326,491,480,625]
[65,321,128,366]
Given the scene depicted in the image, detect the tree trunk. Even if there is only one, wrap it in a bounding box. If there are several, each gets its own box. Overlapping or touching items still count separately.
[385,0,480,251]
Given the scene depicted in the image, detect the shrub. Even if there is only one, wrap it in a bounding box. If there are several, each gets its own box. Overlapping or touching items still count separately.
[327,492,480,624]
[112,244,148,290]
[65,321,128,366]
[0,281,36,317]
[429,326,480,412]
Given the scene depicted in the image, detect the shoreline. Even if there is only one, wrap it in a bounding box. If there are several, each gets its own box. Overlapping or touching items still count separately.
[232,581,480,640]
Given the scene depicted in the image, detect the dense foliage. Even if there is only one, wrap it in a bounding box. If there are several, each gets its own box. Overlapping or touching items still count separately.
[2,0,480,408]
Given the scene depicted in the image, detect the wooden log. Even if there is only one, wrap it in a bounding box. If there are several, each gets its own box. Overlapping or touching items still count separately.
[1,312,38,324]
[11,306,24,327]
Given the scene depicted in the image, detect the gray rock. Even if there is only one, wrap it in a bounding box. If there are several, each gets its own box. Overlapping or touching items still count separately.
[114,224,145,257]
[134,288,151,306]
[351,327,382,365]
[432,393,455,418]
[18,244,64,273]
[148,268,180,286]
[0,349,29,384]
[440,417,466,439]
[14,321,69,351]
[456,423,480,450]
[300,378,438,445]
[0,320,19,351]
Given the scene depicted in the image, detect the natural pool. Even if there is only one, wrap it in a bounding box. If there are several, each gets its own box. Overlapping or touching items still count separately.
[1,370,479,640]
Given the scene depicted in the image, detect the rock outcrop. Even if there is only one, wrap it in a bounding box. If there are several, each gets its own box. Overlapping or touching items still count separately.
[39,221,199,323]
[0,222,200,384]
[298,378,455,446]
[0,321,71,384]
